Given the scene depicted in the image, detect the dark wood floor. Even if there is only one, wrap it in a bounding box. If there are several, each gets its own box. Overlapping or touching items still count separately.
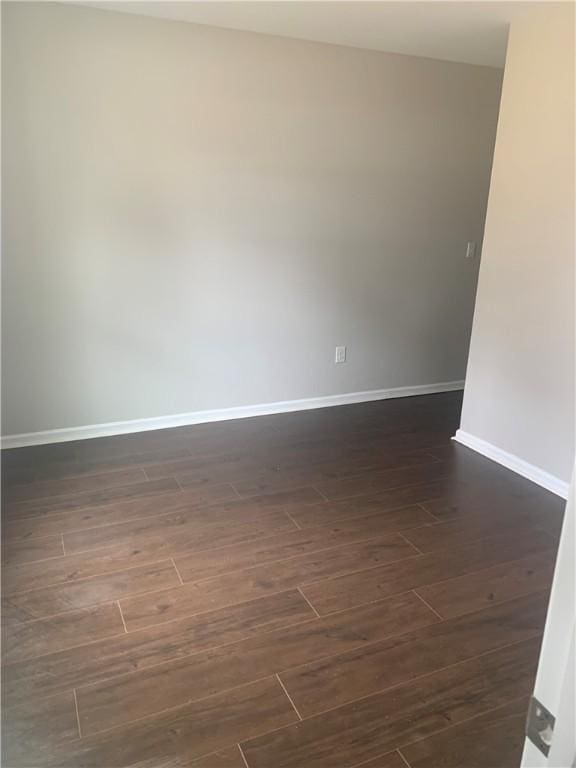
[1,392,565,768]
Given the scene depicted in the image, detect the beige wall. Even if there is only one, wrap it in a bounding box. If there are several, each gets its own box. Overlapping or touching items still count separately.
[459,3,575,484]
[2,2,502,435]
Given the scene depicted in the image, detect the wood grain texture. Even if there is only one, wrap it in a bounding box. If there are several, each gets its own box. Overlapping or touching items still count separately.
[3,591,315,704]
[44,677,299,768]
[349,752,409,768]
[2,602,125,663]
[415,551,556,619]
[190,746,247,767]
[4,467,147,503]
[1,692,79,767]
[120,534,417,631]
[3,484,241,540]
[75,592,437,736]
[173,506,433,583]
[398,697,529,768]
[240,637,541,768]
[301,528,555,615]
[279,593,547,718]
[62,508,297,557]
[3,561,181,623]
[400,508,543,552]
[314,461,452,501]
[288,482,450,528]
[2,546,180,595]
[1,393,563,768]
[229,452,440,498]
[4,477,181,518]
[32,447,193,483]
[420,482,565,537]
[1,534,64,566]
[47,487,319,552]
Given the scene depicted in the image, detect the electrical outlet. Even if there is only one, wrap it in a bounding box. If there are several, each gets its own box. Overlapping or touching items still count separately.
[335,346,346,364]
[466,241,476,259]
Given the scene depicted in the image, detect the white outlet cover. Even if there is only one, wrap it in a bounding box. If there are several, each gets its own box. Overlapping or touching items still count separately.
[335,346,347,363]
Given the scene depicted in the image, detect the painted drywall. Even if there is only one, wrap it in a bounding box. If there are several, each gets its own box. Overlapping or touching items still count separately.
[458,3,575,485]
[2,2,502,435]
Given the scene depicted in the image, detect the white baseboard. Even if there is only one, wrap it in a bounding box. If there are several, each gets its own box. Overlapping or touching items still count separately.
[453,429,569,500]
[1,380,464,449]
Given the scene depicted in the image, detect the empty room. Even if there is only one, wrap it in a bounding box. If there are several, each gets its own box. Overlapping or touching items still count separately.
[1,1,574,767]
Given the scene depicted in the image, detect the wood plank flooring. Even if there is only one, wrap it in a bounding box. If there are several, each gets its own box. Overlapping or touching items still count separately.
[1,392,565,767]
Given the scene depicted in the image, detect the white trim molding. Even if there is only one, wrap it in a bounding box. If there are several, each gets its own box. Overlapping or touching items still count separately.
[1,380,464,449]
[453,429,570,500]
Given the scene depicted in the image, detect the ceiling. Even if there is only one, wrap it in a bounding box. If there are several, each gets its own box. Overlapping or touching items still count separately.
[79,1,548,67]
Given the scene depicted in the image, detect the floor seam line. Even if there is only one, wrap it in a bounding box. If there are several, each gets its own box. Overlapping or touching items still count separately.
[7,588,549,689]
[271,632,542,724]
[396,747,413,768]
[393,545,556,594]
[320,473,453,504]
[70,671,294,740]
[2,545,554,628]
[172,536,422,590]
[2,491,443,540]
[283,509,302,530]
[417,502,443,523]
[3,627,132,667]
[349,694,531,768]
[171,557,185,586]
[237,743,251,768]
[275,673,303,721]
[117,600,129,634]
[3,557,180,599]
[310,484,330,501]
[297,586,321,618]
[6,480,178,518]
[411,589,445,621]
[4,469,155,508]
[16,484,304,543]
[396,530,423,555]
[3,487,188,527]
[73,688,82,739]
[294,496,450,528]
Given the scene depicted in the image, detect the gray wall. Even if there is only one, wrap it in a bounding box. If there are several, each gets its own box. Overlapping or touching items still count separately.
[2,2,502,435]
[459,3,575,484]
